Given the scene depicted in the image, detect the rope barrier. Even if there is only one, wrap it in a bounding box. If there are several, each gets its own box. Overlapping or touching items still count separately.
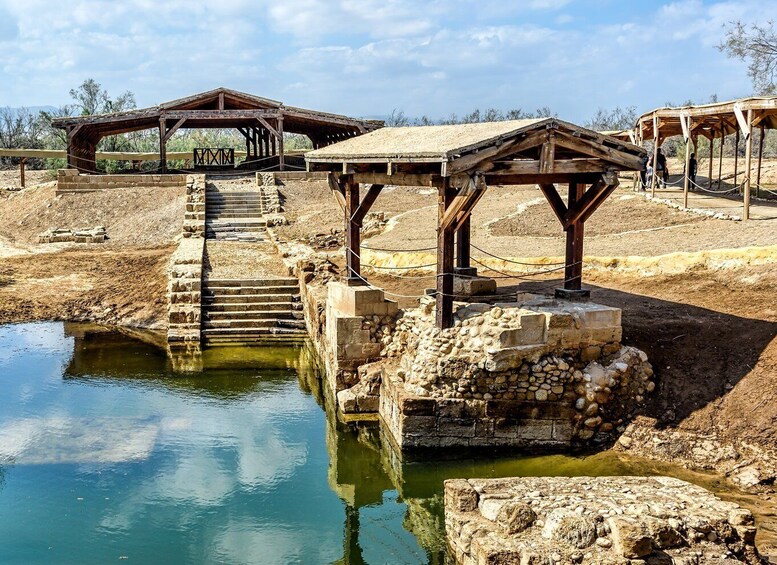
[470,243,565,267]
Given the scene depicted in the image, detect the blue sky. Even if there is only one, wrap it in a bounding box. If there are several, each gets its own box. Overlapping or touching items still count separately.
[0,0,772,122]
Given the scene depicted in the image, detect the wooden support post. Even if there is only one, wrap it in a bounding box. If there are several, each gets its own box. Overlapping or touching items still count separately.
[19,157,26,188]
[651,137,659,197]
[159,118,167,173]
[683,119,691,209]
[271,132,276,157]
[708,135,714,189]
[651,114,659,197]
[718,129,724,188]
[436,178,455,329]
[564,180,586,292]
[455,215,471,271]
[757,125,765,198]
[744,108,753,220]
[733,128,740,191]
[344,177,362,284]
[278,115,285,171]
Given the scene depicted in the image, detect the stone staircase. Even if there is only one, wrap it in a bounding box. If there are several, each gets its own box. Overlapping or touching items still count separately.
[201,278,308,344]
[205,189,268,242]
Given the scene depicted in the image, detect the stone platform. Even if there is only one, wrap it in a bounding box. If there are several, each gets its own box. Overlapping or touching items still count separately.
[445,476,763,564]
[375,296,653,451]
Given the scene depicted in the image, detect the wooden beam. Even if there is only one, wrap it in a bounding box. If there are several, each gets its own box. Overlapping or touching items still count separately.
[19,157,26,188]
[744,107,753,220]
[278,115,285,171]
[439,180,488,232]
[218,92,225,110]
[651,114,659,196]
[733,128,740,190]
[343,176,362,283]
[351,184,384,225]
[163,118,186,143]
[456,215,471,270]
[436,178,455,329]
[256,116,281,139]
[538,183,568,225]
[350,172,443,187]
[553,130,644,170]
[538,136,555,174]
[718,126,724,187]
[159,118,167,173]
[447,131,548,175]
[478,158,614,176]
[327,173,346,212]
[683,116,692,208]
[564,180,618,228]
[757,125,765,197]
[564,180,585,291]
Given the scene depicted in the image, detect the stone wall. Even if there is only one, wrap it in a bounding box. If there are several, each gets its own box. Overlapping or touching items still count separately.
[374,295,653,451]
[167,175,206,345]
[257,172,283,213]
[445,476,763,564]
[56,169,187,194]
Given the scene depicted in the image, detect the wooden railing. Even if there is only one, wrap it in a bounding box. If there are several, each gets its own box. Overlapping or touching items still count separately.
[193,148,235,167]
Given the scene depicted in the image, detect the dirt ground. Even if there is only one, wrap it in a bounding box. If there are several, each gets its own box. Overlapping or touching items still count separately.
[204,240,292,279]
[0,246,172,329]
[0,181,185,248]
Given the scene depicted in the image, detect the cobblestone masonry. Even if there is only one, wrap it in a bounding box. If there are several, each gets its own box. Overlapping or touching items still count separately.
[167,175,206,344]
[56,169,187,195]
[377,295,653,450]
[445,476,763,564]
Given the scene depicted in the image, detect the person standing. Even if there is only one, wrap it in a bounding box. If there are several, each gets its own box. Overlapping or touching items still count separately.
[688,152,698,189]
[657,148,668,188]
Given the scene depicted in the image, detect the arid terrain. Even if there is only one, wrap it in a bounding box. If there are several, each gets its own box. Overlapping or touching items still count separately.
[1,167,776,552]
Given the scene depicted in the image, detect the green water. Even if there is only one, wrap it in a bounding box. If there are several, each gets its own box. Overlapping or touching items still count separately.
[0,322,752,564]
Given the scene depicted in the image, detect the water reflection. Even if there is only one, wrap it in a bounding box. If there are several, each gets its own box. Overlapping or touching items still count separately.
[0,322,766,564]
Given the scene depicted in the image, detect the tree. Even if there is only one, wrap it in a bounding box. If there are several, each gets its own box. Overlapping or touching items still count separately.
[719,21,777,94]
[585,106,638,132]
[68,78,136,116]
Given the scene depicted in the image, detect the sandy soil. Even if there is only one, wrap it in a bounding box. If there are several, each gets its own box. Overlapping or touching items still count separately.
[204,240,291,279]
[0,247,172,329]
[0,181,185,248]
[0,168,53,190]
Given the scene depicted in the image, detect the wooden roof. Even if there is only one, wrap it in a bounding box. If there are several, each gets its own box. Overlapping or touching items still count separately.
[51,87,382,137]
[307,118,645,186]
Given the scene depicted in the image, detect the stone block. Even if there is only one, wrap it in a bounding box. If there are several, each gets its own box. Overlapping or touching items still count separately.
[327,281,391,316]
[497,312,546,348]
[400,414,437,435]
[453,275,497,296]
[607,516,652,558]
[515,420,554,441]
[583,307,621,329]
[444,479,478,512]
[401,396,437,416]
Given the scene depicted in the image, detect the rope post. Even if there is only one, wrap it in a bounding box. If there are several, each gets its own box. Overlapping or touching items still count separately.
[743,108,753,220]
[19,157,26,188]
[436,178,455,329]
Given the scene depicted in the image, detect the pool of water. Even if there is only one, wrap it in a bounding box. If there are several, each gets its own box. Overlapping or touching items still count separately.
[0,322,766,564]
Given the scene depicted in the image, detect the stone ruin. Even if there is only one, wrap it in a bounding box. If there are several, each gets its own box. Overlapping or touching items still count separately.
[445,476,764,564]
[38,226,107,243]
[329,288,654,451]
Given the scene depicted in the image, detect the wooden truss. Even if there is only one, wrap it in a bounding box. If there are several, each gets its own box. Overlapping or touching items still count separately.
[309,119,645,329]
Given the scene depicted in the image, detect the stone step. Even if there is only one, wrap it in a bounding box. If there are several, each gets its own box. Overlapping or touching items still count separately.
[204,310,296,321]
[208,236,266,243]
[202,330,308,343]
[204,301,297,312]
[203,318,307,329]
[202,294,301,304]
[206,227,267,234]
[206,221,267,228]
[206,211,264,217]
[202,294,300,304]
[205,278,298,287]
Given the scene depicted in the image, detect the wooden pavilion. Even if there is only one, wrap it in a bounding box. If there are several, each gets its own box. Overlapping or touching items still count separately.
[636,96,777,219]
[51,87,382,173]
[306,119,646,328]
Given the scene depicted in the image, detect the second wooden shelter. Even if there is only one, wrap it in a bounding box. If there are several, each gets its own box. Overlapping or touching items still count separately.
[306,119,646,328]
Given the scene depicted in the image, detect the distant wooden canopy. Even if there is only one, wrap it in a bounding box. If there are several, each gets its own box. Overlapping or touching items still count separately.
[636,96,777,218]
[306,119,646,328]
[51,87,382,173]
